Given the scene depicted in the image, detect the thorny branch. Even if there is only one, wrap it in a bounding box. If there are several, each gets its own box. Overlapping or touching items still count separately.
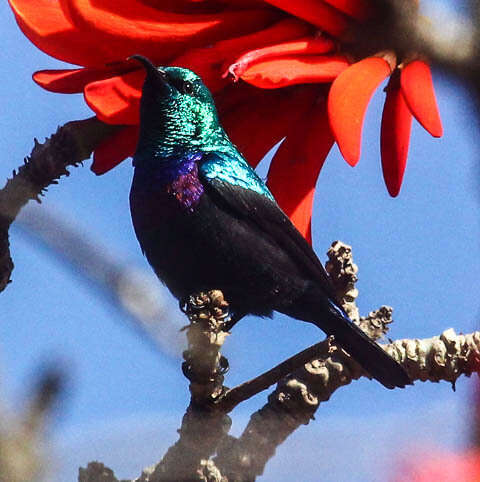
[214,329,480,481]
[217,340,334,413]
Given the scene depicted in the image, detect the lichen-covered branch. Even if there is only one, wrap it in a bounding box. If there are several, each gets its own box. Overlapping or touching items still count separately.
[214,329,480,480]
[79,242,480,482]
[217,340,334,413]
[326,241,393,338]
[147,291,232,481]
[77,326,480,482]
[0,117,119,292]
[213,243,478,480]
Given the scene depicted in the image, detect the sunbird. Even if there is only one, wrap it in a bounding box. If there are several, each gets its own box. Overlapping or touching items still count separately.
[129,55,410,389]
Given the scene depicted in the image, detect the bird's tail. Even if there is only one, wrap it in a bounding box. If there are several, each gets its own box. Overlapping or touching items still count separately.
[321,300,410,389]
[285,294,411,389]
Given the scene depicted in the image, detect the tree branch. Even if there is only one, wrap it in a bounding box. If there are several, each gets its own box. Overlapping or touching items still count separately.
[0,117,119,292]
[214,328,480,480]
[148,291,232,481]
[78,241,480,481]
[80,323,480,482]
[0,366,66,482]
[213,242,478,479]
[217,340,334,413]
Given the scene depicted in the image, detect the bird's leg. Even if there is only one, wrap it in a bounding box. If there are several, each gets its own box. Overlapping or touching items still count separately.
[179,295,190,314]
[223,311,246,332]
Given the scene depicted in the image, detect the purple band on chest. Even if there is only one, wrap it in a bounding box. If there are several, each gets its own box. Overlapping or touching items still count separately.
[166,161,204,209]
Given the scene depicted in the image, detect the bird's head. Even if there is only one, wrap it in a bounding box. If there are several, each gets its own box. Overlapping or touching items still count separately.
[131,55,229,161]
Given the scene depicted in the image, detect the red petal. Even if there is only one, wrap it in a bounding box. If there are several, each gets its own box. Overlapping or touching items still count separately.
[267,97,334,242]
[218,84,317,167]
[322,0,372,21]
[92,126,139,175]
[33,18,309,96]
[381,73,413,197]
[84,70,144,125]
[60,0,280,65]
[173,18,312,93]
[240,55,349,89]
[8,0,111,66]
[226,36,335,80]
[204,17,313,61]
[262,0,350,37]
[213,0,265,7]
[328,56,392,166]
[140,0,264,13]
[400,60,443,137]
[33,64,131,93]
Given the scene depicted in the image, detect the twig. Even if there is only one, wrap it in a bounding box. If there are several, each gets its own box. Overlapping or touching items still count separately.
[180,291,231,406]
[215,300,391,412]
[217,340,334,413]
[0,117,120,292]
[23,367,65,434]
[325,241,361,322]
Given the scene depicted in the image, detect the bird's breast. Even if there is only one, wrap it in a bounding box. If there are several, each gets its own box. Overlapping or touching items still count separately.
[130,156,205,224]
[130,160,211,300]
[164,165,204,210]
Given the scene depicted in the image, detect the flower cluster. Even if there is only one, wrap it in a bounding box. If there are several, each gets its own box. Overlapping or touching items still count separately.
[9,0,442,242]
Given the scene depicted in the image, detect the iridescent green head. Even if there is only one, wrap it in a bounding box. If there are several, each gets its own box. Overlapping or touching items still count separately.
[132,56,231,161]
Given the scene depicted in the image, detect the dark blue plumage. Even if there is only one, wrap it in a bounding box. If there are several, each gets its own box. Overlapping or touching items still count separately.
[129,56,411,389]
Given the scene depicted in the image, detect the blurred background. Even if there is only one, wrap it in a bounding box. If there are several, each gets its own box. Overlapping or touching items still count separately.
[0,1,477,480]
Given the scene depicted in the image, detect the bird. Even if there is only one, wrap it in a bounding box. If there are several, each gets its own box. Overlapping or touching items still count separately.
[129,55,411,389]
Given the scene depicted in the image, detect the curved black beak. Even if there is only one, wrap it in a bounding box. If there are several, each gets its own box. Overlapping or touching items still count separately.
[129,54,170,93]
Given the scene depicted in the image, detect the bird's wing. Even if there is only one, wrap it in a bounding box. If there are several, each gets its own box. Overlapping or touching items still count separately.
[199,151,339,302]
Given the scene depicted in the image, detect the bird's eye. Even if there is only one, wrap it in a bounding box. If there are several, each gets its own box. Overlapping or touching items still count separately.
[183,81,195,95]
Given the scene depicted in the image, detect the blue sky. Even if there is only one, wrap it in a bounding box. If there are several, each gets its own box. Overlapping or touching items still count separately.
[1,2,478,480]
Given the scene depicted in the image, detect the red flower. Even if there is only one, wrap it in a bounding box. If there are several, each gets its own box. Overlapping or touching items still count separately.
[328,54,442,196]
[9,0,442,242]
[394,450,480,482]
